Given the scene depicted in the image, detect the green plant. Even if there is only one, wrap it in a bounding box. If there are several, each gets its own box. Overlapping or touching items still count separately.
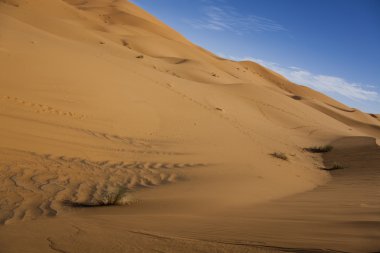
[304,145,333,153]
[63,187,135,208]
[99,187,129,205]
[270,152,288,161]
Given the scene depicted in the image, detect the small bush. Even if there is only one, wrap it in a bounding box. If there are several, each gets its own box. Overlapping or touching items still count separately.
[323,163,345,171]
[270,152,288,161]
[63,187,135,208]
[304,145,333,153]
[291,95,302,100]
[136,55,144,59]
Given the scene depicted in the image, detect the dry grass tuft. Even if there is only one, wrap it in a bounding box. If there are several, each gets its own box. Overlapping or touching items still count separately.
[291,95,302,100]
[322,163,345,171]
[63,187,136,208]
[304,145,333,153]
[270,152,288,161]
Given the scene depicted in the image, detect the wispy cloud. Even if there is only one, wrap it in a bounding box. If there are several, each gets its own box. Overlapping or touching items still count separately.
[185,5,285,34]
[221,54,379,102]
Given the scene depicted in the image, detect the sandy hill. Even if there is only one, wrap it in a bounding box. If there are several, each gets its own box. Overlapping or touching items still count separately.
[0,0,379,252]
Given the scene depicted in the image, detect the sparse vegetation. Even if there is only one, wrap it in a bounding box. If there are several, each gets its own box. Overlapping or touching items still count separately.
[291,95,302,100]
[136,55,144,59]
[304,145,333,153]
[270,152,288,161]
[121,39,129,47]
[322,163,345,171]
[63,187,135,208]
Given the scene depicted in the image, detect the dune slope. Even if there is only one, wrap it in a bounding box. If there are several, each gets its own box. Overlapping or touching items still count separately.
[0,0,379,252]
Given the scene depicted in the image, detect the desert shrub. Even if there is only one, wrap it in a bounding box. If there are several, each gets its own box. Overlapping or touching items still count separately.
[291,95,302,100]
[322,163,345,171]
[369,113,378,119]
[63,187,135,208]
[304,145,333,153]
[270,152,288,161]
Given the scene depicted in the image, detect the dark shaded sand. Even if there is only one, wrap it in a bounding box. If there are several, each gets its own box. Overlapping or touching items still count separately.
[208,136,380,252]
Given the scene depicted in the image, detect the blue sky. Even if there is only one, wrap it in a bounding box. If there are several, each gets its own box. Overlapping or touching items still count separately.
[131,0,380,113]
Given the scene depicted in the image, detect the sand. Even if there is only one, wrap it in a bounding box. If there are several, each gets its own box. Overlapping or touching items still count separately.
[0,0,379,252]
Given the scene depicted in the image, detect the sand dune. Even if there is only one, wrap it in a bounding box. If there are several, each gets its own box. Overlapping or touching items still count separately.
[0,0,379,252]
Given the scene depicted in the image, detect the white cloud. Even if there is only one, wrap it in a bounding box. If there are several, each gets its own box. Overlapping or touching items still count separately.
[290,71,378,101]
[185,5,285,34]
[221,54,379,102]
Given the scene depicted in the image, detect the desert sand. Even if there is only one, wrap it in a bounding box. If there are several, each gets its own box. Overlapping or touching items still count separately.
[0,0,379,252]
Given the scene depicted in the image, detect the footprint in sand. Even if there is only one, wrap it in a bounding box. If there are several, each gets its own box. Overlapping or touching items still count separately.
[1,95,85,119]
